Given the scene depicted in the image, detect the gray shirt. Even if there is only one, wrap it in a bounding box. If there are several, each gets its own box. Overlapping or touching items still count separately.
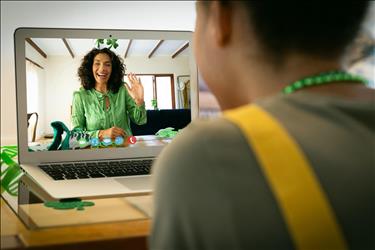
[150,92,375,250]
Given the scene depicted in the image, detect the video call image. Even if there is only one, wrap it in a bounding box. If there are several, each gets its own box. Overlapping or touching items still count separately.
[25,38,192,151]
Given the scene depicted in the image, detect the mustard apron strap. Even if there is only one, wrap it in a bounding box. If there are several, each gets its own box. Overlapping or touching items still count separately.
[224,105,348,250]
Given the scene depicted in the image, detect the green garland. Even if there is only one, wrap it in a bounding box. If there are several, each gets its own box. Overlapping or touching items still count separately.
[282,71,368,94]
[1,146,23,196]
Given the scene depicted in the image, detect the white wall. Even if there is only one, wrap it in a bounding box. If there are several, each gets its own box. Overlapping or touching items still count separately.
[25,43,47,140]
[1,1,195,145]
[44,56,81,135]
[126,56,190,83]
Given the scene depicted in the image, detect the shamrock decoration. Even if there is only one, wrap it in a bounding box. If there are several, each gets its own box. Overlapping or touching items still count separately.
[1,146,23,196]
[155,127,182,139]
[106,38,119,49]
[44,200,95,211]
[95,38,119,50]
[95,39,105,48]
[69,130,91,149]
[151,99,158,110]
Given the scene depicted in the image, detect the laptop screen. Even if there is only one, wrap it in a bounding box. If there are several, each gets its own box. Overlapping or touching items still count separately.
[15,29,198,162]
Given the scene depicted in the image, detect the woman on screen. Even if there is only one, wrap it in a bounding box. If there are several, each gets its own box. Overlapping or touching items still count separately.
[72,48,146,140]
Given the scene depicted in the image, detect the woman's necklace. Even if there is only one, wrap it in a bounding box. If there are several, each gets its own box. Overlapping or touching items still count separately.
[282,70,368,94]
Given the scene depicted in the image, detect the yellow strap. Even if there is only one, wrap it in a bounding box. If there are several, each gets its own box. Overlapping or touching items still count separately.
[224,105,347,250]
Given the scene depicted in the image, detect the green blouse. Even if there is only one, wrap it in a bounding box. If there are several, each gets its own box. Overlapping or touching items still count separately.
[71,85,147,138]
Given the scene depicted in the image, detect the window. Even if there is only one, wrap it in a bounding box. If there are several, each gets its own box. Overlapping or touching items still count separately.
[134,74,175,109]
[137,75,154,110]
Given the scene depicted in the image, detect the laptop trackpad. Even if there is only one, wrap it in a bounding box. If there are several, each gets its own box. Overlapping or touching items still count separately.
[115,176,151,191]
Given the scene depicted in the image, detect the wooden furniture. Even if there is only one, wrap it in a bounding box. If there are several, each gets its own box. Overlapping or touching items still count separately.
[27,113,38,142]
[1,196,151,250]
[1,148,153,250]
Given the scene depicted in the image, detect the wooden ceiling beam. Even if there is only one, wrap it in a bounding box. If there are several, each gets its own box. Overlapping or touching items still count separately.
[62,38,75,58]
[26,57,44,69]
[148,40,164,58]
[124,39,133,58]
[171,41,189,59]
[26,38,47,58]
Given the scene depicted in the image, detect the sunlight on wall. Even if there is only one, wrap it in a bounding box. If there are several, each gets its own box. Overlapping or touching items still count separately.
[26,62,39,113]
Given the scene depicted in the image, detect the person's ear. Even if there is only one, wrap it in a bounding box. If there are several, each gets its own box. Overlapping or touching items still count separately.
[210,1,232,47]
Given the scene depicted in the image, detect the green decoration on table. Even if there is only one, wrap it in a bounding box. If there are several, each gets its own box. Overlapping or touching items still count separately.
[47,121,92,150]
[151,99,158,110]
[1,146,23,196]
[48,121,71,150]
[44,200,95,211]
[155,127,181,139]
[282,70,368,94]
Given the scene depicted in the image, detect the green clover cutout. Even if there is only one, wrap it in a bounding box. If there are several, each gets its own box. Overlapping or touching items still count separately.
[106,39,119,49]
[96,38,119,50]
[44,200,95,211]
[96,39,105,48]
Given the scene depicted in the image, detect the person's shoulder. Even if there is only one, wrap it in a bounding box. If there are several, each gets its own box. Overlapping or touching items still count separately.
[73,87,89,94]
[164,117,244,155]
[114,84,126,96]
[152,117,247,180]
[73,87,92,98]
[117,84,126,92]
[257,92,375,127]
[180,117,244,149]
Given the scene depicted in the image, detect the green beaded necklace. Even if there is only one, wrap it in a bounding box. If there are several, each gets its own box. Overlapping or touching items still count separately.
[282,70,368,94]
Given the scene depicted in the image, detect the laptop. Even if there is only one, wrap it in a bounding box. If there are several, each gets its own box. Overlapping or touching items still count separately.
[14,27,198,200]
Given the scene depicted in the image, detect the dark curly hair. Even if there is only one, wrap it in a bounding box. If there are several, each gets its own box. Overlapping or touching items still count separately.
[78,48,125,93]
[201,1,370,61]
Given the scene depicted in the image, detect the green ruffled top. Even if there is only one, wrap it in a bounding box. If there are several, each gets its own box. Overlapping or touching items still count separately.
[71,85,147,138]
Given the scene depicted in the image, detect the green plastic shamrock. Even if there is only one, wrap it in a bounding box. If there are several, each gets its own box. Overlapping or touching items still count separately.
[95,39,105,48]
[95,38,119,50]
[44,200,95,211]
[106,38,119,49]
[1,146,23,196]
[151,99,158,110]
[155,127,181,139]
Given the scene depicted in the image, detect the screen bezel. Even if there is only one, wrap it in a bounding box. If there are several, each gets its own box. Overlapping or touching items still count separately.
[14,27,198,164]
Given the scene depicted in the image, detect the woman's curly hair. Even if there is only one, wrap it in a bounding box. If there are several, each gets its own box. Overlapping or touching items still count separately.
[78,48,125,93]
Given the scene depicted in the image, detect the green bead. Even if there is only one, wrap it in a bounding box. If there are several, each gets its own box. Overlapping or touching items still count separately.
[294,81,303,88]
[282,71,368,95]
[315,77,323,84]
[351,76,358,81]
[325,75,333,82]
[284,86,294,94]
[304,79,312,85]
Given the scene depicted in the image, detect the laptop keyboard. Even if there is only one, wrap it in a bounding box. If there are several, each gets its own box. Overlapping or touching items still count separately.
[38,159,153,181]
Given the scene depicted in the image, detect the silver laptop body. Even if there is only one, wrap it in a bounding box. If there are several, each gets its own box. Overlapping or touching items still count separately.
[14,28,198,199]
